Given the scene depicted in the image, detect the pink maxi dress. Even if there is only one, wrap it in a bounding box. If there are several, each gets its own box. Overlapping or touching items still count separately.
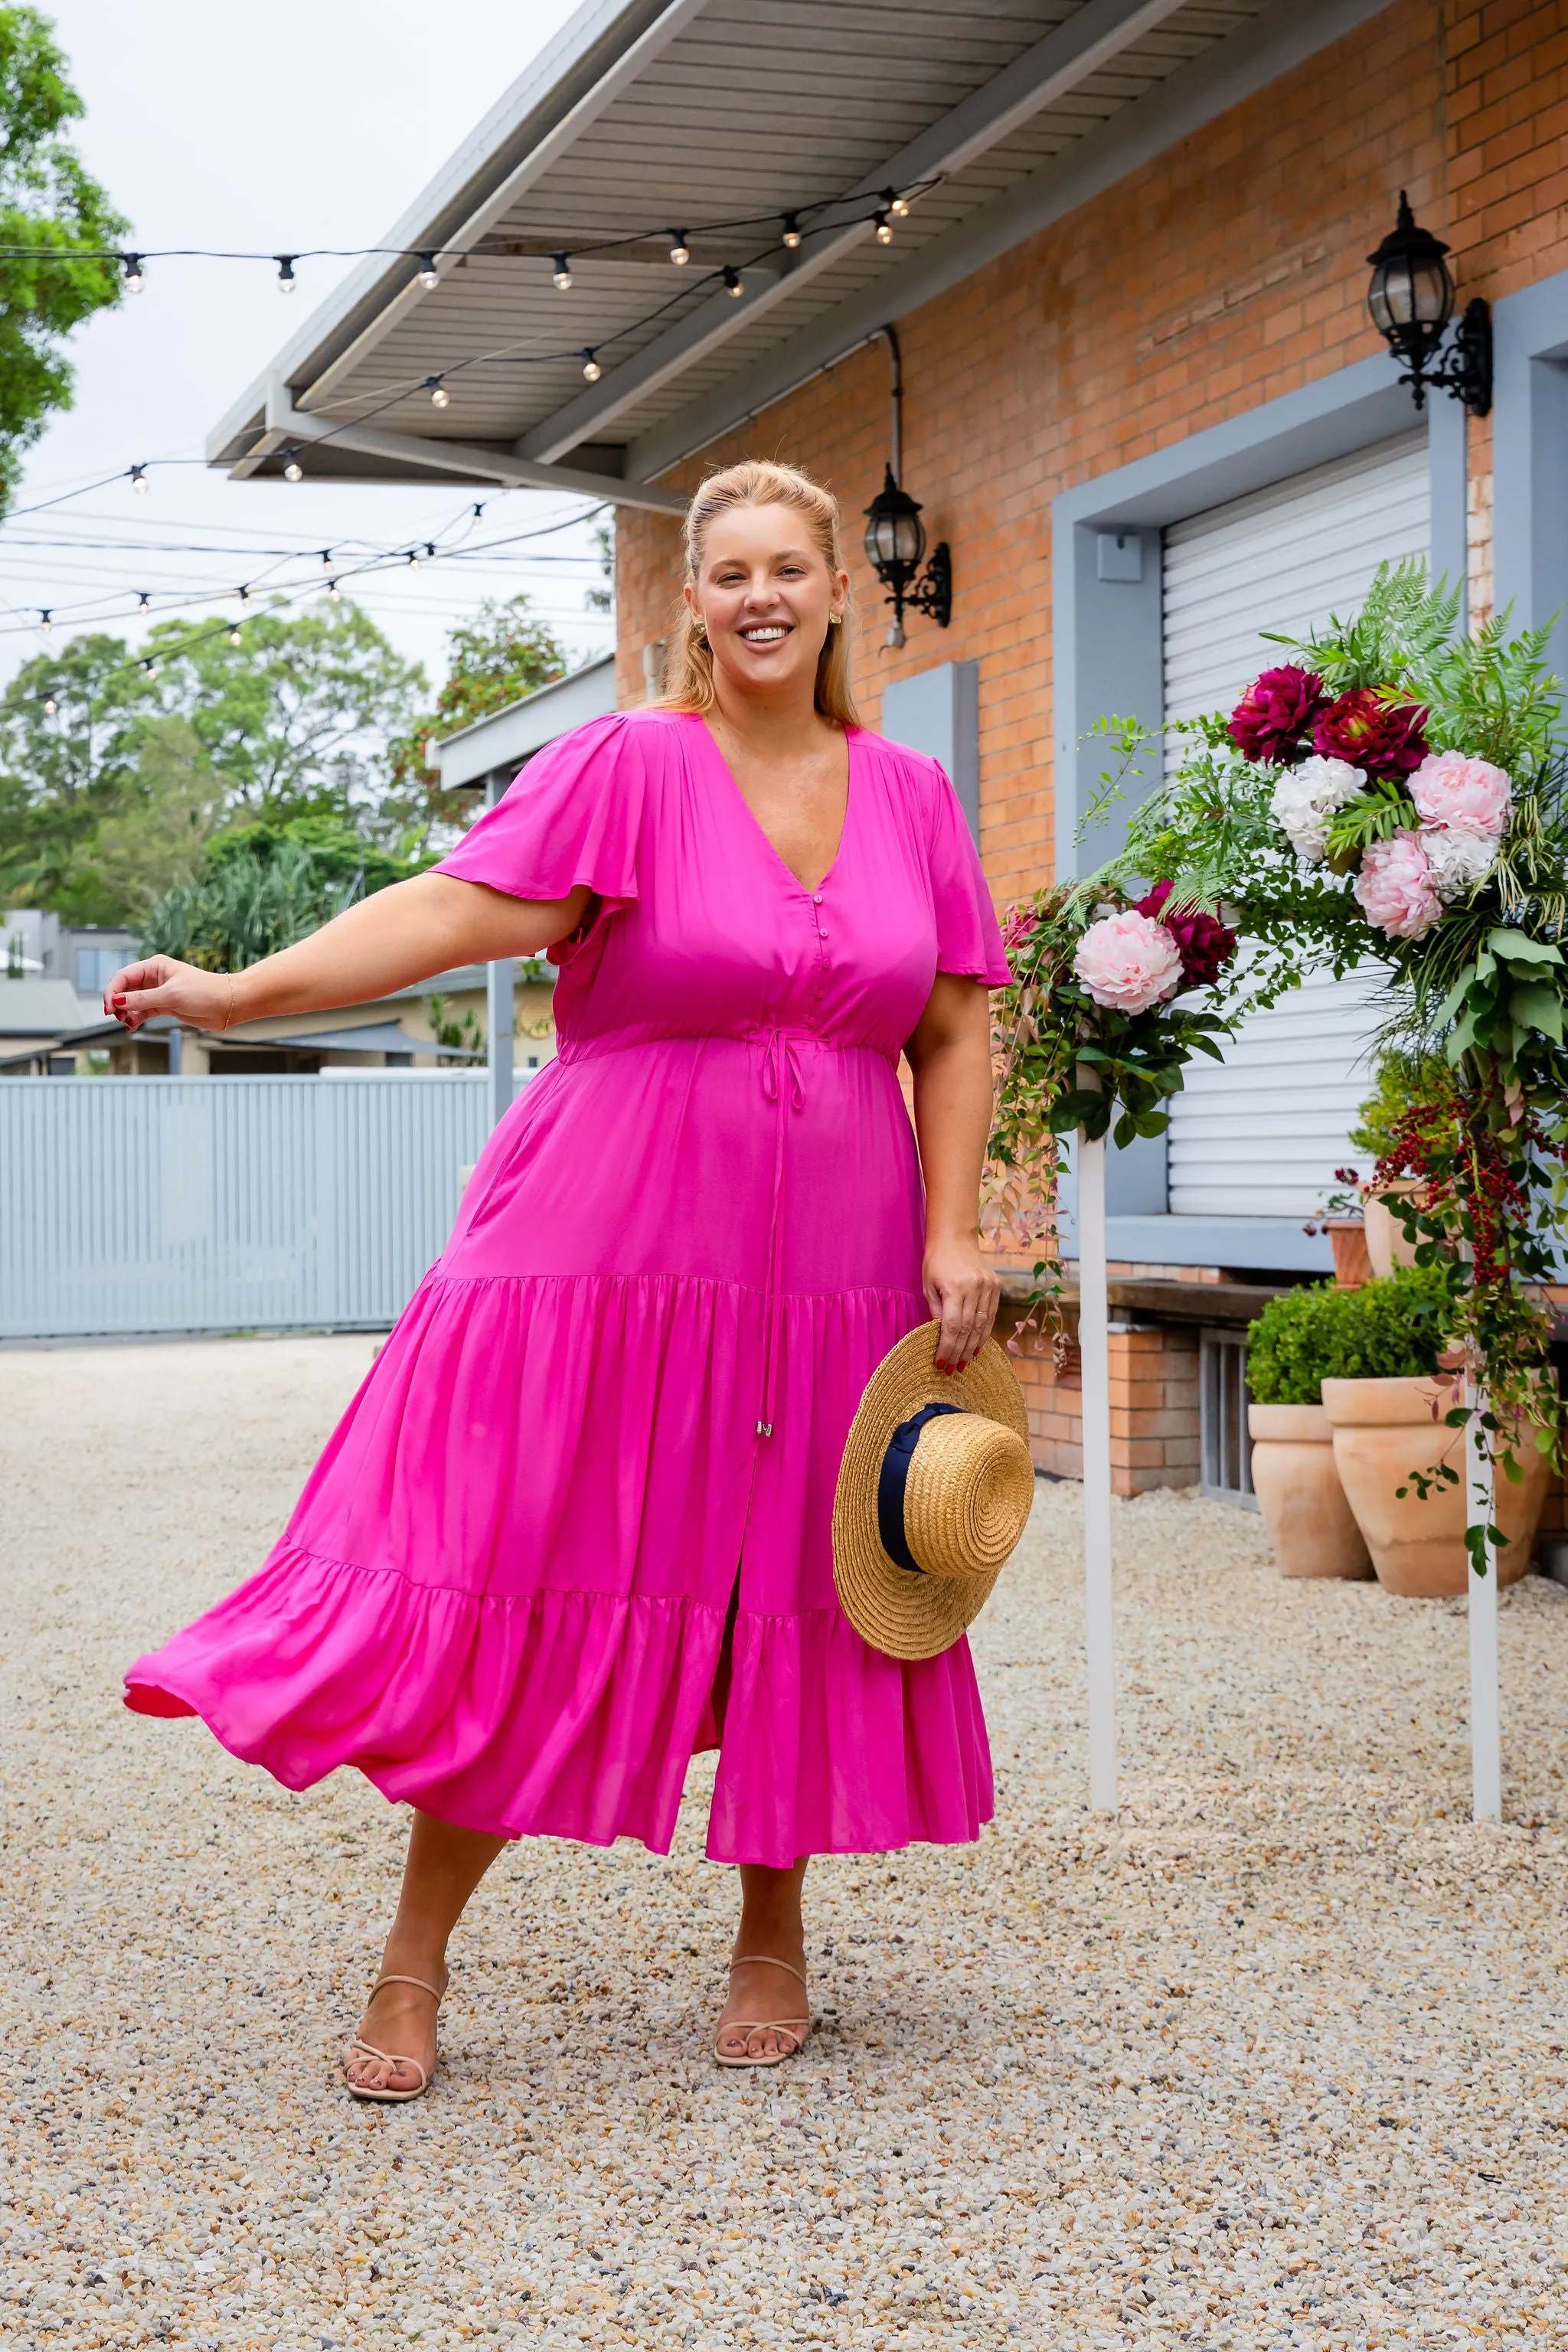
[125,709,1011,1867]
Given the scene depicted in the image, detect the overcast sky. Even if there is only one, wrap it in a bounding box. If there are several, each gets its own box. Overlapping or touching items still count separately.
[1,0,610,690]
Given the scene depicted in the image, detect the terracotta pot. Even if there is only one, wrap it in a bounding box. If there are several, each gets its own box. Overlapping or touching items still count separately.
[1321,1374,1548,1596]
[1247,1402,1374,1579]
[1326,1217,1371,1287]
[1363,1184,1420,1281]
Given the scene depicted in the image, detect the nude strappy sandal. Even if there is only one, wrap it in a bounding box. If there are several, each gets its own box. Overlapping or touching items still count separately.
[343,1973,444,2103]
[713,1955,810,2069]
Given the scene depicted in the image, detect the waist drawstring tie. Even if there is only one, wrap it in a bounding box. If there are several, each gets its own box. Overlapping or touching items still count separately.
[756,1030,807,1438]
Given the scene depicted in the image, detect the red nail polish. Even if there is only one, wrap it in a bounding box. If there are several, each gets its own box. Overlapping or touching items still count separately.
[111,994,126,1005]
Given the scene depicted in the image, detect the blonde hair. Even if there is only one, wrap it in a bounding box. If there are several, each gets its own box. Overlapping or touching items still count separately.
[661,458,858,726]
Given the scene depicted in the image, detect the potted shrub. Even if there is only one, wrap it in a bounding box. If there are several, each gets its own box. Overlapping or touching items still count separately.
[1295,1266,1550,1596]
[1246,1284,1374,1579]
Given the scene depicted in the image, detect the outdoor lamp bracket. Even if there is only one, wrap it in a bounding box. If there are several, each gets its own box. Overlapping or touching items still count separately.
[1366,192,1491,418]
[862,465,952,650]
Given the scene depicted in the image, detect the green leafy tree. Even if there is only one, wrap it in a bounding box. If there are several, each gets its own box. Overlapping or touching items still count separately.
[144,599,427,828]
[387,593,572,840]
[0,8,126,511]
[58,715,217,924]
[0,632,152,903]
[139,814,428,969]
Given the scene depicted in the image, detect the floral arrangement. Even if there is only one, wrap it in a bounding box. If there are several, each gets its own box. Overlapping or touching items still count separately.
[989,565,1568,1521]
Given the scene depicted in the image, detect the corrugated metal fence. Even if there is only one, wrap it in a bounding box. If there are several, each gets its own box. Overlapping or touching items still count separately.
[1,1073,527,1339]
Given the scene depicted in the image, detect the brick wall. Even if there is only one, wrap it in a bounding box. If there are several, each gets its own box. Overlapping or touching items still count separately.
[1002,1307,1200,1495]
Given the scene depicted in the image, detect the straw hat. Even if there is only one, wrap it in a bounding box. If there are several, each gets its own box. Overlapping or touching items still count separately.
[832,1322,1035,1661]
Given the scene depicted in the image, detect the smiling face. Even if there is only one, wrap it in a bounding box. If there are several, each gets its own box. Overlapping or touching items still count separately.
[684,499,849,710]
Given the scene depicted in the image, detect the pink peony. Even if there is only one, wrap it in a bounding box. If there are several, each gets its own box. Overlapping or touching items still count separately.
[1001,903,1039,960]
[1134,879,1238,988]
[1409,748,1512,837]
[1228,665,1325,764]
[1073,908,1184,1013]
[1313,688,1429,780]
[1352,829,1444,940]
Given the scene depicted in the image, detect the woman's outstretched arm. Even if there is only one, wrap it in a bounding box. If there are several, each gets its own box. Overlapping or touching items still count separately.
[904,971,1000,1374]
[104,872,593,1035]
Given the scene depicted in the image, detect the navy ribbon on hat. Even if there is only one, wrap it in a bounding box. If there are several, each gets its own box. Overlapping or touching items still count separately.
[876,1401,962,1575]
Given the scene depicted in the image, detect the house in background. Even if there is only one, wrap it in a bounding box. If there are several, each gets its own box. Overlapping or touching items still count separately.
[2,909,137,996]
[201,0,1566,1504]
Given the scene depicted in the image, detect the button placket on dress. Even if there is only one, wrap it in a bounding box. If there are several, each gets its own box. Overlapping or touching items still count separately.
[753,890,830,1438]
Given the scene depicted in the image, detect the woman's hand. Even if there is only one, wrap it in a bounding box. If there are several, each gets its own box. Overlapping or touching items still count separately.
[105,956,235,1034]
[923,1230,1001,1374]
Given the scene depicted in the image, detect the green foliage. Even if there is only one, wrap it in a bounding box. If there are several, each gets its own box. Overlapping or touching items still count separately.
[1348,1045,1454,1160]
[0,8,126,511]
[143,601,427,828]
[139,816,426,971]
[387,594,572,833]
[426,991,483,1059]
[1245,1266,1459,1406]
[54,716,217,924]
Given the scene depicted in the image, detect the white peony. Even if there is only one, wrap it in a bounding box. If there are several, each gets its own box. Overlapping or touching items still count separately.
[1419,823,1498,900]
[1269,755,1367,863]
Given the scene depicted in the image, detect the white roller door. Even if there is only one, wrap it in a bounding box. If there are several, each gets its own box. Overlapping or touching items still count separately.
[1161,434,1429,1220]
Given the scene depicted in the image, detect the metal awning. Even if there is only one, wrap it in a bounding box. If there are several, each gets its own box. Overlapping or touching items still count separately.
[434,655,618,792]
[205,0,1370,508]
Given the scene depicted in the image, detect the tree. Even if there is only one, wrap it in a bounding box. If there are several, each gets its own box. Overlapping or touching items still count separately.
[386,594,571,841]
[138,812,429,968]
[144,601,428,829]
[0,633,152,904]
[70,718,217,924]
[0,8,126,511]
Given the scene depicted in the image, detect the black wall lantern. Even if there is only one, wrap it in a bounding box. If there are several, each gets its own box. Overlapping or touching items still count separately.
[861,324,952,648]
[863,467,951,648]
[1366,191,1491,416]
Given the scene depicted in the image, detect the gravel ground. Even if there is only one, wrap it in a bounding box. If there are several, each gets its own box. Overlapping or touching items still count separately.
[5,1334,1568,2352]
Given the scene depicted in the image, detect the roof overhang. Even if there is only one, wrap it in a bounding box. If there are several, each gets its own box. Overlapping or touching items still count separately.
[209,0,1396,508]
[433,655,618,789]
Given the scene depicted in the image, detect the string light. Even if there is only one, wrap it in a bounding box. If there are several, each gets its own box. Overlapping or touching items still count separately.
[320,549,333,566]
[581,348,601,381]
[668,230,690,266]
[38,609,51,632]
[129,465,148,495]
[416,253,439,290]
[722,266,743,299]
[327,579,341,601]
[282,449,303,482]
[551,253,572,290]
[276,254,297,294]
[44,696,57,715]
[407,549,420,567]
[874,210,893,245]
[120,253,143,293]
[890,191,911,218]
[238,586,251,606]
[137,592,151,611]
[228,624,243,646]
[142,658,157,676]
[781,214,802,250]
[426,376,450,408]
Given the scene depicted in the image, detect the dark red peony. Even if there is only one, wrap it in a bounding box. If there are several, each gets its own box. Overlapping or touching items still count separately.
[1227,665,1325,764]
[1312,687,1429,779]
[1001,903,1038,961]
[1135,880,1237,989]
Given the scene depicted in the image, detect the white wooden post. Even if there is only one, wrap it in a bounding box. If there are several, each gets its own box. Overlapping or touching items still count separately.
[1076,1104,1119,1812]
[1466,1374,1501,1822]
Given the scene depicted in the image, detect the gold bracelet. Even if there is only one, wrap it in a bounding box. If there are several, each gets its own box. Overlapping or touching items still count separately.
[222,975,237,1034]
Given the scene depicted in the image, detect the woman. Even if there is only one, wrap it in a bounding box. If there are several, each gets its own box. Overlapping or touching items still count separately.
[109,459,1009,2092]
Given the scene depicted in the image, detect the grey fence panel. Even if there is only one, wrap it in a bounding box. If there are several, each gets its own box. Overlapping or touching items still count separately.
[0,1072,522,1339]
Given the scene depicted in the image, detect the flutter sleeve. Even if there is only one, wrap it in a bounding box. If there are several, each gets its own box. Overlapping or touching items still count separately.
[925,760,1012,985]
[433,710,644,913]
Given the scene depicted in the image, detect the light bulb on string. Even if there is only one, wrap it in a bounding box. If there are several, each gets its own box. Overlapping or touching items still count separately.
[276,255,297,294]
[320,549,332,567]
[426,376,450,408]
[142,658,157,678]
[327,579,341,602]
[283,449,303,482]
[129,464,148,495]
[722,266,743,299]
[581,348,602,382]
[44,697,57,717]
[551,253,573,290]
[121,253,143,294]
[416,252,440,290]
[228,626,243,647]
[238,586,251,607]
[890,191,911,217]
[407,549,420,568]
[668,230,690,266]
[472,502,485,520]
[137,591,151,612]
[874,210,893,245]
[781,214,802,250]
[38,609,51,634]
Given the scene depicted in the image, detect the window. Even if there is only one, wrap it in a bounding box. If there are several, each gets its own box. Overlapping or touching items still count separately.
[75,945,123,995]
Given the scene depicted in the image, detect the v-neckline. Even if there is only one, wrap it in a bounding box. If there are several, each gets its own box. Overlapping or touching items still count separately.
[694,712,856,896]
